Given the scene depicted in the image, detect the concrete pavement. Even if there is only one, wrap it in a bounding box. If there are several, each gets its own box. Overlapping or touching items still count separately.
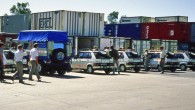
[1,70,195,110]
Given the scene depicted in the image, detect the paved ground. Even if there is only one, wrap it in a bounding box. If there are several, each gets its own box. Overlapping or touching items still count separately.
[1,70,195,110]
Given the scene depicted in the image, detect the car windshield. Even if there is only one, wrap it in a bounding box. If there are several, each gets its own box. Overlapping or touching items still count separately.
[149,53,160,58]
[94,52,111,59]
[126,52,140,58]
[54,43,64,49]
[188,52,195,59]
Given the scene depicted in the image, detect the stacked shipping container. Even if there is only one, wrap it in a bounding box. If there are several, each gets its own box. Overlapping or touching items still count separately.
[142,22,191,43]
[31,10,104,37]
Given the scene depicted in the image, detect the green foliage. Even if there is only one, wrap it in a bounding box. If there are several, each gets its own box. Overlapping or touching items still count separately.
[10,2,31,15]
[107,11,119,24]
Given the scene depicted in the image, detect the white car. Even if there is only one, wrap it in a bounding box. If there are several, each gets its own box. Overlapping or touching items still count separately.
[186,52,195,71]
[147,51,180,72]
[172,52,189,71]
[71,51,114,74]
[118,51,143,73]
[3,50,29,73]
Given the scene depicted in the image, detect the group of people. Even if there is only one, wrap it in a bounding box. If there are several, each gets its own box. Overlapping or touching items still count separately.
[0,42,42,83]
[143,46,167,74]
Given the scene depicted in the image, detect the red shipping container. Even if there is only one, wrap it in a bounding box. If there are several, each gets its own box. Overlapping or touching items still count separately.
[142,23,159,39]
[142,22,190,43]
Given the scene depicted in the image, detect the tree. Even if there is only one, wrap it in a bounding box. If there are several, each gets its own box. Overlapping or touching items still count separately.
[107,11,119,24]
[10,2,31,15]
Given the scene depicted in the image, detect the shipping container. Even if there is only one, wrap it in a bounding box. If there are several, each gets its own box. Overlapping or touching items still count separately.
[104,23,142,39]
[0,32,18,49]
[132,39,151,55]
[31,10,104,37]
[1,14,31,33]
[100,37,131,50]
[150,39,178,52]
[142,23,159,39]
[155,16,188,22]
[142,22,190,43]
[117,23,142,39]
[190,23,195,42]
[119,16,154,24]
[77,37,99,51]
[178,42,188,51]
[189,42,195,52]
[104,24,117,36]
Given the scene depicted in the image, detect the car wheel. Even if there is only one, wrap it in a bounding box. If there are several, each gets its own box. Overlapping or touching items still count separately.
[57,70,66,76]
[87,65,94,74]
[51,49,66,63]
[37,64,45,74]
[180,64,187,71]
[104,69,111,75]
[119,65,126,72]
[134,68,140,73]
[171,68,176,72]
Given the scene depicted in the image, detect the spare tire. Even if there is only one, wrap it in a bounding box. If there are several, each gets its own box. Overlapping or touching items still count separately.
[51,48,66,63]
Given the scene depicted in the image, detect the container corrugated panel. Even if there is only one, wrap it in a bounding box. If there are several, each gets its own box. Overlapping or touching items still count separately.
[190,23,195,42]
[155,16,188,22]
[178,42,188,51]
[142,23,159,39]
[83,12,104,37]
[2,14,31,33]
[142,22,190,43]
[117,23,142,39]
[31,10,104,37]
[104,24,116,36]
[158,22,190,43]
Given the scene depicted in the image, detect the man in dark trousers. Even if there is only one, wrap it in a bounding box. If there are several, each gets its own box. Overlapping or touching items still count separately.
[110,46,120,74]
[0,42,4,82]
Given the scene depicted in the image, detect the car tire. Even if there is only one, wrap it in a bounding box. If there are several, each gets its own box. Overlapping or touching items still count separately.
[119,64,126,72]
[51,49,66,63]
[57,70,66,76]
[105,69,111,75]
[87,65,94,74]
[180,64,187,71]
[134,68,140,73]
[171,68,176,72]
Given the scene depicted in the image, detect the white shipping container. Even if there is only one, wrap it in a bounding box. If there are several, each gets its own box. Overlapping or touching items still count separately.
[155,16,188,22]
[31,10,104,37]
[119,16,154,24]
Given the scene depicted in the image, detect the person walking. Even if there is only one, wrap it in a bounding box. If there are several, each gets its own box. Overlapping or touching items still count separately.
[110,46,120,74]
[29,43,41,81]
[144,49,150,71]
[0,42,4,82]
[160,46,166,74]
[12,44,26,83]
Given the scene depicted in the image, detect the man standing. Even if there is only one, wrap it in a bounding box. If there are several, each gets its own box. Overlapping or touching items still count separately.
[0,42,4,81]
[144,49,150,71]
[110,46,120,74]
[160,46,166,74]
[12,44,26,83]
[29,43,41,81]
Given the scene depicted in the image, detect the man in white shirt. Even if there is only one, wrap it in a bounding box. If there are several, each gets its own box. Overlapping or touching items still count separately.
[29,43,41,81]
[160,46,166,74]
[12,44,26,83]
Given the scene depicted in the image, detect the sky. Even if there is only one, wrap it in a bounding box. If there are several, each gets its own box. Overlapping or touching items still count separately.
[1,0,195,22]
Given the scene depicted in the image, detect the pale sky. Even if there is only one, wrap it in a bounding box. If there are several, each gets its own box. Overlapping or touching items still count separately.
[1,0,195,21]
